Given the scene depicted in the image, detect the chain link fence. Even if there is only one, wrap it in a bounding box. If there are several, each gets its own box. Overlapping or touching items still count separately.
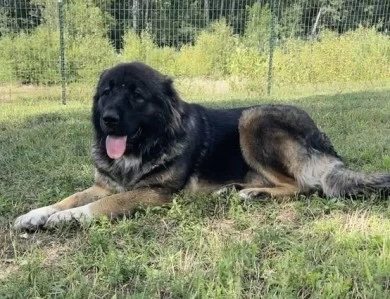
[0,0,389,103]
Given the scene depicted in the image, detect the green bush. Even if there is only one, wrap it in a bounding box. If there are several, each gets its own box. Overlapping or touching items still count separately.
[175,44,207,77]
[1,26,60,84]
[65,0,117,83]
[227,44,267,79]
[146,47,177,75]
[1,14,389,90]
[121,31,155,62]
[0,0,118,85]
[67,35,118,83]
[0,36,15,82]
[176,19,236,77]
[273,27,390,86]
[121,30,177,75]
[243,3,270,50]
[0,26,117,85]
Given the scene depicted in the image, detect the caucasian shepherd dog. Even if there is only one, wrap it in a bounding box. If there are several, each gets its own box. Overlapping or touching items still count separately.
[14,62,390,230]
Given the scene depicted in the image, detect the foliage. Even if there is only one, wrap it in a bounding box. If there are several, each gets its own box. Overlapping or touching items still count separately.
[122,30,155,62]
[243,3,271,50]
[0,0,118,84]
[175,19,236,77]
[273,27,390,86]
[2,0,390,48]
[121,30,177,74]
[0,26,60,84]
[0,1,389,88]
[66,35,118,83]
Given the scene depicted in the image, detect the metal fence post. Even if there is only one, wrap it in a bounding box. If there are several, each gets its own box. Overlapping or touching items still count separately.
[58,0,66,105]
[267,0,276,96]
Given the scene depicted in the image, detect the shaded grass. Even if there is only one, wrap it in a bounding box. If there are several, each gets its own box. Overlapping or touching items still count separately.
[0,89,390,298]
[1,78,390,103]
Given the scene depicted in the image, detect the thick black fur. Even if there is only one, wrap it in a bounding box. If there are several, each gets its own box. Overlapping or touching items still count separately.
[92,62,252,192]
[91,62,390,198]
[13,61,389,231]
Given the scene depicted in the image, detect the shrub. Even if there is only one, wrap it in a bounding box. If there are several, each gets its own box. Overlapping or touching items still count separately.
[226,44,268,79]
[0,0,117,85]
[145,47,177,75]
[121,30,177,75]
[67,35,118,83]
[122,30,155,62]
[0,36,16,82]
[0,26,117,85]
[176,19,236,77]
[64,0,117,83]
[273,27,390,86]
[1,26,60,84]
[243,3,270,50]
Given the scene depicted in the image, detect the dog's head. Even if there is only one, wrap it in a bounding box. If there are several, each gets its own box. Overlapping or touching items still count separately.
[92,62,183,159]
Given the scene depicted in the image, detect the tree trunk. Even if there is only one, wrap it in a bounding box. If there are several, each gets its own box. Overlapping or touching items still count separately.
[204,0,209,26]
[220,0,224,19]
[311,7,322,38]
[144,0,149,30]
[132,0,138,33]
[230,0,235,25]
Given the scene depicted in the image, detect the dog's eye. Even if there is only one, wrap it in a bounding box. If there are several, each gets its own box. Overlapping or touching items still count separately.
[135,97,145,105]
[101,89,110,96]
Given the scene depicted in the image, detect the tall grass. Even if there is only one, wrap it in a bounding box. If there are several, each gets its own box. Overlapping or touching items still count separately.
[0,19,389,92]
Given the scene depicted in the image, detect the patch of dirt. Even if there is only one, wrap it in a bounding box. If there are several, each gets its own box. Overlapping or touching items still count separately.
[206,218,259,243]
[0,262,19,282]
[0,226,75,282]
[42,242,72,266]
[276,204,299,225]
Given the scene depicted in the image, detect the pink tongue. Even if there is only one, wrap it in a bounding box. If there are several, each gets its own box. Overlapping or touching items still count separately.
[106,135,127,159]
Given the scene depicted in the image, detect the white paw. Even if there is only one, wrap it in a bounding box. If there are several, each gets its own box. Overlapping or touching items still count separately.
[238,190,251,200]
[214,187,229,196]
[14,206,59,230]
[45,205,93,227]
[214,184,242,196]
[238,189,269,200]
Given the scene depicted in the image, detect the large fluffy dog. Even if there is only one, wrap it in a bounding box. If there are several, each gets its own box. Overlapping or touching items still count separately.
[14,62,390,229]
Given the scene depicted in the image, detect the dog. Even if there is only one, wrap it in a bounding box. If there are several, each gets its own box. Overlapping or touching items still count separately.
[14,62,390,230]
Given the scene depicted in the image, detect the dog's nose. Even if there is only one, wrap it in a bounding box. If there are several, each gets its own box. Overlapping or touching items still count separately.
[102,111,119,127]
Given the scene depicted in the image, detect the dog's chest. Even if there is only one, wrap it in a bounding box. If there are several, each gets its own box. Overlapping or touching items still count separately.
[112,155,142,174]
[98,153,170,192]
[110,155,144,187]
[93,152,144,191]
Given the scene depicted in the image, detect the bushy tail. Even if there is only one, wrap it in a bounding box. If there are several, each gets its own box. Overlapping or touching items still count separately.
[322,164,390,198]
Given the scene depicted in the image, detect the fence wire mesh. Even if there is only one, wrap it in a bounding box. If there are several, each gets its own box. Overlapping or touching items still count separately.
[0,0,389,103]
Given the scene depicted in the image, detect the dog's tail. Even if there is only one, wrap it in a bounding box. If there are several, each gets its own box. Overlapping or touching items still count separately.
[299,155,390,198]
[323,164,390,197]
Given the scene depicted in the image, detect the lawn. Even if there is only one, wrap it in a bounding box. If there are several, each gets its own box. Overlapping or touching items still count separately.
[0,87,390,298]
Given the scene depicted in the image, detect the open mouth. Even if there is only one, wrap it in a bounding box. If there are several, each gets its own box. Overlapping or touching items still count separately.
[105,128,142,159]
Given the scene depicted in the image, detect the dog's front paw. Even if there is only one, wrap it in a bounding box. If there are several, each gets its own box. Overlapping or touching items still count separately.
[238,189,270,200]
[13,206,59,230]
[45,205,93,227]
[215,183,245,196]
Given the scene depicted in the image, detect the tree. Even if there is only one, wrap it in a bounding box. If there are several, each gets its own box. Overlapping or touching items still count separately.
[0,0,42,37]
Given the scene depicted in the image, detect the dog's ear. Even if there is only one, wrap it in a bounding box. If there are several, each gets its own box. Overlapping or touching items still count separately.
[163,76,175,97]
[98,68,108,81]
[93,69,108,102]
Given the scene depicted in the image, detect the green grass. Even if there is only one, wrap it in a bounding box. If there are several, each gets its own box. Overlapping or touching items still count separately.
[1,88,390,298]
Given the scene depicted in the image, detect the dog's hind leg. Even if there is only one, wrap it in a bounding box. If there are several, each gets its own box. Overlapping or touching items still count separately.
[238,106,333,198]
[216,175,299,199]
[237,184,300,200]
[238,106,390,198]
